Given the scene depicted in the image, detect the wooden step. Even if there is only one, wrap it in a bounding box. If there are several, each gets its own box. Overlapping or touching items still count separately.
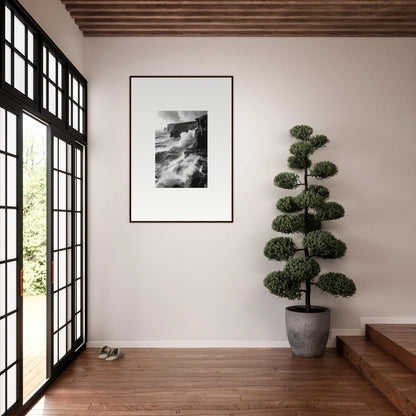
[337,335,416,416]
[366,324,416,374]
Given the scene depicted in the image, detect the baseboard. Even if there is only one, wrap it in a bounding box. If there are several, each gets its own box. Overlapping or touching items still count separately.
[87,318,416,349]
[87,340,291,348]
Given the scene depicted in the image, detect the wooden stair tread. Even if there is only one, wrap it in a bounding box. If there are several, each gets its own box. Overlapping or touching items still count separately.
[338,335,416,416]
[366,324,416,373]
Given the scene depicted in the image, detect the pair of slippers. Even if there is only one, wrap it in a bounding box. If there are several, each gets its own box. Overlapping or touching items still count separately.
[98,346,124,361]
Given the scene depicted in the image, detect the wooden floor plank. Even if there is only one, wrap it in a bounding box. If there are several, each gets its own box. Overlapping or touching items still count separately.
[25,348,401,415]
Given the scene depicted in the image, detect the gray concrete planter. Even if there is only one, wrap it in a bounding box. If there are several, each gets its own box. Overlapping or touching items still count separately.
[285,306,330,357]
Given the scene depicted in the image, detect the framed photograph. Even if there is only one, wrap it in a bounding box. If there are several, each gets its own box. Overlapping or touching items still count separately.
[130,76,233,222]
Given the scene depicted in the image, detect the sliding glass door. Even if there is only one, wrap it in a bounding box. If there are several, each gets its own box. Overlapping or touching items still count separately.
[1,1,88,413]
[0,106,20,416]
[0,108,87,416]
[51,135,86,367]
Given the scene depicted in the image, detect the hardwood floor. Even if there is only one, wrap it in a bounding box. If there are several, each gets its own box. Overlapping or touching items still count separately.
[26,348,401,416]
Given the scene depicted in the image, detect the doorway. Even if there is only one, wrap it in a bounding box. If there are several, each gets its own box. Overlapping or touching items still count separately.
[22,114,48,401]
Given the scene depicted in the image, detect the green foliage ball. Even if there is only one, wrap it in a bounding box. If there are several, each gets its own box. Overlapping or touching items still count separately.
[284,257,320,282]
[316,202,345,221]
[308,184,330,199]
[272,214,303,234]
[289,141,315,159]
[310,135,329,149]
[303,231,346,258]
[274,172,299,189]
[317,273,356,297]
[294,190,325,209]
[290,125,313,141]
[276,196,301,213]
[264,237,297,261]
[310,161,338,179]
[288,155,311,170]
[272,213,321,234]
[264,271,302,300]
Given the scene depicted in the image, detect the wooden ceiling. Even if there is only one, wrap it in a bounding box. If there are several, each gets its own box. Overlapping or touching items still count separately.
[60,0,416,37]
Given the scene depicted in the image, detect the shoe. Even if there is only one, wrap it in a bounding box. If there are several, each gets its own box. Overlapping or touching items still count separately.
[105,348,124,361]
[98,345,111,359]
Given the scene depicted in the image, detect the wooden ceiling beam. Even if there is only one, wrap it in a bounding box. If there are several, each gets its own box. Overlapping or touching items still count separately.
[61,0,416,37]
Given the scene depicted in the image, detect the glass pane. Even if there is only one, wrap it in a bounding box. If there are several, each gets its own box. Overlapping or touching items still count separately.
[7,209,16,259]
[42,46,47,75]
[67,212,71,246]
[7,112,17,156]
[67,177,72,211]
[48,83,56,115]
[73,103,78,131]
[5,46,11,85]
[58,63,62,88]
[59,250,66,288]
[14,16,25,55]
[76,246,81,278]
[76,179,81,212]
[68,99,72,126]
[53,292,58,331]
[59,140,67,172]
[0,265,5,316]
[58,91,62,119]
[59,212,66,249]
[79,84,84,107]
[48,53,56,83]
[0,209,4,261]
[66,322,72,352]
[0,109,5,151]
[68,74,72,98]
[5,7,11,42]
[27,64,34,100]
[7,313,16,365]
[79,110,84,134]
[67,248,72,285]
[54,136,58,169]
[58,328,66,360]
[0,318,5,368]
[7,262,16,314]
[76,213,81,245]
[58,291,66,329]
[53,212,58,250]
[6,364,17,409]
[76,280,81,312]
[7,156,16,207]
[67,144,72,174]
[76,149,81,178]
[58,250,66,289]
[73,78,79,103]
[53,333,58,364]
[53,171,58,210]
[58,172,66,210]
[14,52,26,94]
[76,312,81,339]
[28,31,34,62]
[42,78,47,109]
[0,154,5,206]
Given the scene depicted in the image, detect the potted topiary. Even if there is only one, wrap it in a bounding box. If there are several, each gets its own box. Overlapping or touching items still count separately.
[264,125,356,357]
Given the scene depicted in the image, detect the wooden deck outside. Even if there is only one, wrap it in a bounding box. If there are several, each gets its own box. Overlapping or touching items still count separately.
[23,295,47,402]
[25,347,401,416]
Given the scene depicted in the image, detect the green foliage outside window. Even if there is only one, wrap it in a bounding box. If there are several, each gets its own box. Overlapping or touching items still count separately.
[23,132,47,295]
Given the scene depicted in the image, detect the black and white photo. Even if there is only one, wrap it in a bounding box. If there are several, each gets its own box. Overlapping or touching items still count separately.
[155,111,208,188]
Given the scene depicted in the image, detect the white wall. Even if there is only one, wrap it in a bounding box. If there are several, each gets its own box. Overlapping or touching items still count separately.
[85,37,416,347]
[19,0,85,74]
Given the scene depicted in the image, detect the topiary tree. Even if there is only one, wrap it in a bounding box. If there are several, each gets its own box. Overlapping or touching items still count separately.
[264,125,356,311]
